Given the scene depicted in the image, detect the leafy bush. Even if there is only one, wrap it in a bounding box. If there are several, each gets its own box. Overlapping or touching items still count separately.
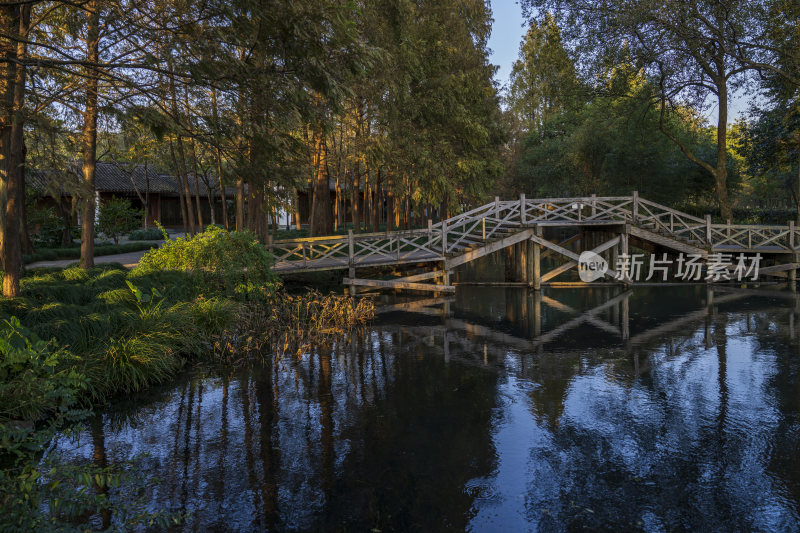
[0,317,178,530]
[133,226,280,297]
[97,197,142,245]
[27,205,78,248]
[0,316,85,425]
[128,228,164,241]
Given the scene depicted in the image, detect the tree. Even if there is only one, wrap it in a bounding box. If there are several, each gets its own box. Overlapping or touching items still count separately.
[0,2,31,297]
[520,0,793,220]
[507,13,581,137]
[739,0,800,218]
[97,197,142,244]
[502,13,582,194]
[516,68,722,204]
[79,0,101,268]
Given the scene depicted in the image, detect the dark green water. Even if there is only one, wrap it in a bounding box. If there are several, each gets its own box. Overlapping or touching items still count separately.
[51,286,800,531]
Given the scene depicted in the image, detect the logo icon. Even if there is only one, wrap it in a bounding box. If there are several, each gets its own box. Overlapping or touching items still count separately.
[578,251,608,282]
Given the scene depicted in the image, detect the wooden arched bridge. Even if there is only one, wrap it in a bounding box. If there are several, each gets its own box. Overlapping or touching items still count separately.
[265,193,800,293]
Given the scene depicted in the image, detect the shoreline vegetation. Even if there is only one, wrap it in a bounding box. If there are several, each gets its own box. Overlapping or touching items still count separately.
[0,227,373,530]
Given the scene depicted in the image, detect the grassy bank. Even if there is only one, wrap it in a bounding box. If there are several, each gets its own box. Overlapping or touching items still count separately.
[0,227,373,530]
[23,242,157,265]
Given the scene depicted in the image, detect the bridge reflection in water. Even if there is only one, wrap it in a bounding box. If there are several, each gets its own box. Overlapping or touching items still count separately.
[51,286,800,531]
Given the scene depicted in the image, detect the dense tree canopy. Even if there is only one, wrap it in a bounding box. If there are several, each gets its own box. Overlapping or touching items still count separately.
[0,0,798,297]
[0,0,504,296]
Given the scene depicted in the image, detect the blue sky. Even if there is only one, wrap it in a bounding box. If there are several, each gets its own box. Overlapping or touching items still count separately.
[487,1,749,121]
[488,1,526,92]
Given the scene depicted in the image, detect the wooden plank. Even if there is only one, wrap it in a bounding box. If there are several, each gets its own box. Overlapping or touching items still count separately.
[758,262,800,274]
[540,233,580,259]
[374,296,456,314]
[538,235,620,283]
[398,270,445,282]
[343,277,455,293]
[445,228,534,269]
[541,260,577,283]
[529,234,580,261]
[629,225,708,257]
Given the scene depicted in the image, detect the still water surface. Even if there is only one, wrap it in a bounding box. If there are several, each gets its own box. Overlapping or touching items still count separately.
[52,286,800,531]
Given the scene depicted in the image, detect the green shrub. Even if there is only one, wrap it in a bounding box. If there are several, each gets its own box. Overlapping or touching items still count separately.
[0,318,177,530]
[0,316,85,424]
[128,227,165,241]
[191,297,240,335]
[97,197,142,245]
[133,226,281,298]
[27,205,78,248]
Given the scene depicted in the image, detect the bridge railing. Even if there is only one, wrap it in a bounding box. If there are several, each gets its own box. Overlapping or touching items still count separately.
[265,228,443,271]
[266,194,800,271]
[524,196,632,224]
[709,223,796,252]
[635,197,708,245]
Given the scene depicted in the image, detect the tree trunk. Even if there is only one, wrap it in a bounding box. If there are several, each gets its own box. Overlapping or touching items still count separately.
[207,179,216,225]
[59,198,72,247]
[190,137,204,231]
[351,162,360,233]
[386,172,395,233]
[796,151,800,224]
[80,0,100,270]
[175,135,196,235]
[235,177,244,231]
[184,85,204,232]
[168,137,188,235]
[0,4,13,275]
[714,80,732,221]
[211,89,229,230]
[310,126,332,236]
[144,161,150,228]
[293,190,301,230]
[2,4,28,296]
[168,67,195,235]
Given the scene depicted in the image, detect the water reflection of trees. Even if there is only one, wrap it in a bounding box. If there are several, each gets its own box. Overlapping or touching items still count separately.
[52,325,500,530]
[52,286,800,530]
[386,286,800,529]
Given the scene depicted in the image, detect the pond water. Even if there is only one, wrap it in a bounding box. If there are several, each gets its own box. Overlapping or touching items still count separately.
[51,285,800,531]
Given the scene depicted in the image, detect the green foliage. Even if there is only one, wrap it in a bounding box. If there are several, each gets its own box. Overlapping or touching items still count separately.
[0,454,184,533]
[190,297,240,336]
[507,13,583,137]
[514,68,733,205]
[26,205,78,248]
[97,197,142,245]
[0,317,85,425]
[134,226,281,298]
[127,227,165,241]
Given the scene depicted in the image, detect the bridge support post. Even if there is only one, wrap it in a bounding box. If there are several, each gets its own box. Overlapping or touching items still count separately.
[620,228,630,284]
[532,225,541,290]
[517,241,527,283]
[533,290,542,336]
[348,230,357,296]
[621,292,630,341]
[790,221,797,291]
